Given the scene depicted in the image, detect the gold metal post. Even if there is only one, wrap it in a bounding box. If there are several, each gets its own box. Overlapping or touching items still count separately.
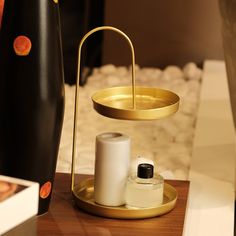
[71,26,137,192]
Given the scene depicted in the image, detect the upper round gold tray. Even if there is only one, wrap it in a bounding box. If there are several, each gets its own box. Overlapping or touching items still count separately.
[92,86,180,120]
[72,178,178,219]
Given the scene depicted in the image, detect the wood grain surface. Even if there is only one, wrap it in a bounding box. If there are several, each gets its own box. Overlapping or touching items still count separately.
[37,173,189,236]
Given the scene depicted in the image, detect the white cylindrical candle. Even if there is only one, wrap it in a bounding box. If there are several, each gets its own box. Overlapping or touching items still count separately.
[94,132,130,206]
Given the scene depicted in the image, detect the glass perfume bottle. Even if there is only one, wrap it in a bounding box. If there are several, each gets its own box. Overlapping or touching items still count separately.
[126,163,164,208]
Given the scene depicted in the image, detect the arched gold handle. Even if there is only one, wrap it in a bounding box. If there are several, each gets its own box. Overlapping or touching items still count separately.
[71,26,136,191]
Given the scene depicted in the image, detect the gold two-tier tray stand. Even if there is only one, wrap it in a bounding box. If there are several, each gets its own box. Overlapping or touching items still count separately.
[71,26,180,219]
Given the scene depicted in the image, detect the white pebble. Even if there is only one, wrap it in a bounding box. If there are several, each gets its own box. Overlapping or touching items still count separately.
[161,66,184,81]
[175,130,194,143]
[160,121,179,138]
[100,64,117,75]
[183,62,202,80]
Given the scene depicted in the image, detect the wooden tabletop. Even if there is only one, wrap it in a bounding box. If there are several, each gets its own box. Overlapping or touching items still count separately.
[6,173,190,236]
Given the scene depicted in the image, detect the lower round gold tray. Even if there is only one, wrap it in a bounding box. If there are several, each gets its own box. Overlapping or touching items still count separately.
[91,86,180,120]
[72,178,178,219]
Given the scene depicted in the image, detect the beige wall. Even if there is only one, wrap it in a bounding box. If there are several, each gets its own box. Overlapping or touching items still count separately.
[103,0,224,68]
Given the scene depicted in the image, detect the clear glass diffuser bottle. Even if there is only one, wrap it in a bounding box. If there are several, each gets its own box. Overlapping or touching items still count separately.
[126,163,164,208]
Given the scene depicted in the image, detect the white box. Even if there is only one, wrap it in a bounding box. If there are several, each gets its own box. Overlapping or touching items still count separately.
[0,175,39,235]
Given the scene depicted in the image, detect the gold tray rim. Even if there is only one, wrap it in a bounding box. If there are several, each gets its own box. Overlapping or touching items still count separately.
[72,178,178,219]
[91,86,180,120]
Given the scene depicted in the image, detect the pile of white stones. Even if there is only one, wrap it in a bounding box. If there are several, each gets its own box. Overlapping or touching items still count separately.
[57,62,202,180]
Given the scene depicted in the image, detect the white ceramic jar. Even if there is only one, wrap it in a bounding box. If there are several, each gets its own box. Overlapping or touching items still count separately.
[94,132,130,206]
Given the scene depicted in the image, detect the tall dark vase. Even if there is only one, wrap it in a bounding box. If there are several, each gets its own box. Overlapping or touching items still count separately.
[0,0,65,214]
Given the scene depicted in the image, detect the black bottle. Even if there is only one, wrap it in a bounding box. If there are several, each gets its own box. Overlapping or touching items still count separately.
[0,0,65,214]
